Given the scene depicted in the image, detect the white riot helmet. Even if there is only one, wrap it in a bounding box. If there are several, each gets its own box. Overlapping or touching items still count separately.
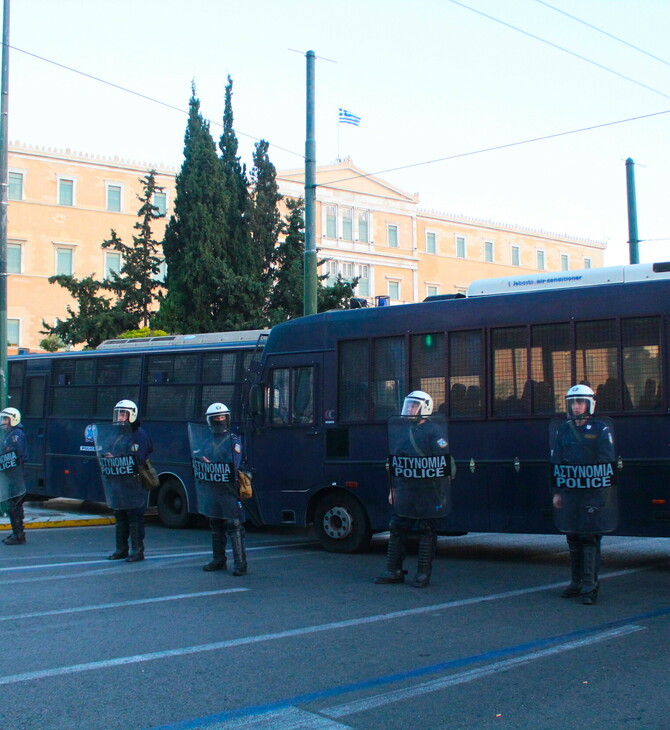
[565,384,595,419]
[206,402,230,432]
[401,390,433,417]
[113,399,138,424]
[0,407,21,428]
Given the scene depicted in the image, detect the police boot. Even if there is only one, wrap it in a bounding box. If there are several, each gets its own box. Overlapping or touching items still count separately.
[126,516,145,563]
[374,526,407,584]
[203,531,227,571]
[581,542,600,605]
[229,525,247,576]
[108,512,129,560]
[560,545,582,598]
[412,528,437,588]
[2,505,26,545]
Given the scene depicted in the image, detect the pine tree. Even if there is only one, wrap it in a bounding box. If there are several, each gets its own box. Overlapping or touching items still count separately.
[156,87,230,333]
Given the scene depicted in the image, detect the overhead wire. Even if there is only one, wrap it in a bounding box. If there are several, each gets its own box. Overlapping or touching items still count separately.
[8,44,306,161]
[533,0,670,68]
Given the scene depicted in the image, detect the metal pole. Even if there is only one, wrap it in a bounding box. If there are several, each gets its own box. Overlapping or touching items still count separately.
[625,157,640,265]
[303,50,317,316]
[0,0,10,408]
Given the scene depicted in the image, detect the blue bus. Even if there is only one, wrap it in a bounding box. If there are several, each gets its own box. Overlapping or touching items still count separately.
[245,262,670,551]
[8,330,267,527]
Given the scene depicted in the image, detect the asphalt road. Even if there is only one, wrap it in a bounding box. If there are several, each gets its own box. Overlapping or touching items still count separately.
[1,520,669,729]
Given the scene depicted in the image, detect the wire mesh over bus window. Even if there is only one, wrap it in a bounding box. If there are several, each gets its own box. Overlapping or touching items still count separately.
[530,323,571,414]
[145,385,197,419]
[372,337,405,420]
[97,357,141,385]
[25,376,46,419]
[575,320,617,411]
[52,358,97,417]
[449,330,483,417]
[338,340,369,422]
[491,327,529,416]
[202,352,237,383]
[202,385,236,421]
[96,387,140,419]
[145,354,198,385]
[8,362,24,411]
[411,333,446,415]
[622,317,662,411]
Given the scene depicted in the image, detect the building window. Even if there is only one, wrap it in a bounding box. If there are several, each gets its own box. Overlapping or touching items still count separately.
[388,280,400,300]
[156,259,168,282]
[560,253,569,271]
[426,284,438,298]
[456,236,466,259]
[106,184,122,212]
[153,191,167,216]
[536,249,546,270]
[324,259,338,285]
[358,210,369,243]
[55,247,74,276]
[325,205,337,239]
[484,240,494,263]
[584,257,592,269]
[105,252,122,279]
[58,178,75,206]
[426,231,436,254]
[8,171,23,201]
[341,208,353,241]
[7,319,19,347]
[387,224,399,248]
[7,243,22,274]
[511,245,520,267]
[356,264,370,297]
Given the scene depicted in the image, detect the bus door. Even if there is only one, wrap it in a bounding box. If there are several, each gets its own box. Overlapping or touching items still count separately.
[248,355,322,526]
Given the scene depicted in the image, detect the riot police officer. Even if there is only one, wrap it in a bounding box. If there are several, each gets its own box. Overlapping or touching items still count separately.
[375,391,452,588]
[551,385,616,605]
[104,400,153,562]
[1,407,28,545]
[190,403,247,576]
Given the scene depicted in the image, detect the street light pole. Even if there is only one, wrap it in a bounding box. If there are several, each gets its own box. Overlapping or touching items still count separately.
[625,157,640,265]
[0,0,11,408]
[303,50,317,317]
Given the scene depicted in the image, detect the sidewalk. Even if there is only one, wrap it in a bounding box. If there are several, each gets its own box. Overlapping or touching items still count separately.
[0,498,115,531]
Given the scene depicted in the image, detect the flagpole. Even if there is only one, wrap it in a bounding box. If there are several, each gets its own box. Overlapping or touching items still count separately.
[337,110,340,161]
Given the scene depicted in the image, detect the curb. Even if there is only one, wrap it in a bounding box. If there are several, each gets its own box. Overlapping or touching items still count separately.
[0,517,116,530]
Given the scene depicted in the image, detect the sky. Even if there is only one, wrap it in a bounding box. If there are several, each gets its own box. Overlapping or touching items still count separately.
[6,0,670,265]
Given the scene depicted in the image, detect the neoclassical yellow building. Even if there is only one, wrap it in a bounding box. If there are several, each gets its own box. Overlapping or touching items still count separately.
[7,144,605,350]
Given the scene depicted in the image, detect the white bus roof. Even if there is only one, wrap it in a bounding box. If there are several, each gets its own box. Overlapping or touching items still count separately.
[466,262,670,297]
[97,329,269,349]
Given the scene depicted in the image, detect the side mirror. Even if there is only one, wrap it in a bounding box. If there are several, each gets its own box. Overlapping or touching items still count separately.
[249,383,263,425]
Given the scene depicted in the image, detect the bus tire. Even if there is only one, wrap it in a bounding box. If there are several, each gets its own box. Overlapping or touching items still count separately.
[314,491,371,553]
[157,478,194,529]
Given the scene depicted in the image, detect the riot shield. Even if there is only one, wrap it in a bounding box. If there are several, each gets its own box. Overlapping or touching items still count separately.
[93,423,147,511]
[388,414,451,519]
[0,446,26,503]
[188,423,239,520]
[549,416,618,534]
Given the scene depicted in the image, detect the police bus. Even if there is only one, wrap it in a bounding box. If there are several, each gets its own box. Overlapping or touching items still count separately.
[244,262,670,552]
[8,330,267,527]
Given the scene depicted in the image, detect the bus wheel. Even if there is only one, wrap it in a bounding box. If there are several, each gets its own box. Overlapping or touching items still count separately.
[314,492,371,553]
[157,478,194,529]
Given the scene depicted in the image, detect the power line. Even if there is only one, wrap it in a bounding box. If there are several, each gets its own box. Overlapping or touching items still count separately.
[8,44,306,161]
[534,0,670,69]
[445,0,670,101]
[314,108,670,187]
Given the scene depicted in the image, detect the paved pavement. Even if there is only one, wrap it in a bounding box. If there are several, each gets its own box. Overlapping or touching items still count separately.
[0,498,115,530]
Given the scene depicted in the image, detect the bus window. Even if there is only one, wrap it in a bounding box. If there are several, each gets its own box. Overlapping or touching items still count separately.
[269,369,290,424]
[575,320,617,410]
[338,339,369,422]
[97,356,140,386]
[372,336,405,420]
[202,352,237,383]
[492,327,529,416]
[530,323,570,414]
[52,358,96,417]
[411,332,446,414]
[268,367,315,425]
[449,330,483,418]
[8,361,24,410]
[294,367,314,424]
[25,376,46,418]
[623,317,662,411]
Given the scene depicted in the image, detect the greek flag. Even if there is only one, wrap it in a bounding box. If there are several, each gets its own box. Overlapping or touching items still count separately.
[339,108,361,127]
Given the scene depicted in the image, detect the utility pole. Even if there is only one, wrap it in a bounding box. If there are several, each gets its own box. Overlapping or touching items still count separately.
[0,0,10,408]
[303,50,317,316]
[625,157,640,265]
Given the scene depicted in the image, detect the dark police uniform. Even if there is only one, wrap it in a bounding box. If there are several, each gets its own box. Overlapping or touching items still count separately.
[1,424,28,545]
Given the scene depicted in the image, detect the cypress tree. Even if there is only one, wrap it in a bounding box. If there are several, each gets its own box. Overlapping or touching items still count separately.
[157,87,230,333]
